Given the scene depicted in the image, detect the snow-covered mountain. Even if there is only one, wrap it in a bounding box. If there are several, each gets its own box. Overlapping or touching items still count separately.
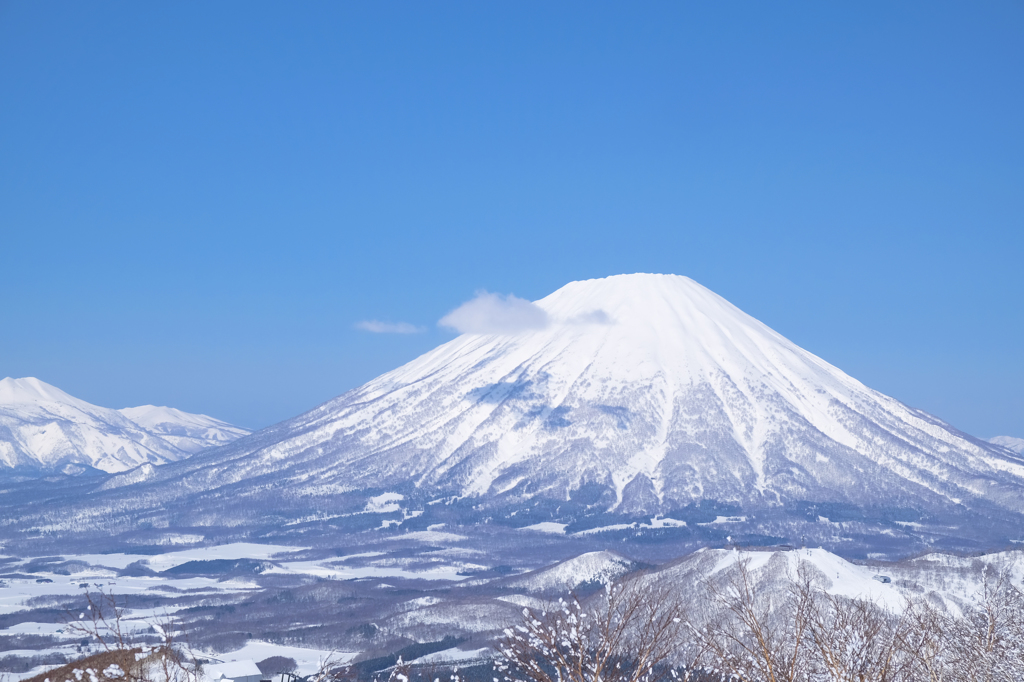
[150,274,1023,514]
[118,404,249,454]
[501,550,641,594]
[0,377,249,474]
[990,436,1024,455]
[4,274,1022,557]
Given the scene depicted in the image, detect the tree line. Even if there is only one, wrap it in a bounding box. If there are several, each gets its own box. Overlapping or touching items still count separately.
[497,555,1024,682]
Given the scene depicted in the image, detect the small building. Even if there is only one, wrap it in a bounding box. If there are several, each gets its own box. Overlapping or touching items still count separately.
[872,575,891,584]
[204,660,264,682]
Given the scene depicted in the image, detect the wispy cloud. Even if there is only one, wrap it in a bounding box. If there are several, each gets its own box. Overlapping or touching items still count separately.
[439,292,550,335]
[355,320,425,334]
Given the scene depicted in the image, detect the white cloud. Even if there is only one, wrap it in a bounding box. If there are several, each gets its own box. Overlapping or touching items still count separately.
[439,292,550,335]
[355,320,425,334]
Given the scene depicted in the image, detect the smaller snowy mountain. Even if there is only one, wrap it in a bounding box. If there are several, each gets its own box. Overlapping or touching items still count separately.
[0,377,250,475]
[989,436,1024,455]
[501,550,641,594]
[119,404,249,454]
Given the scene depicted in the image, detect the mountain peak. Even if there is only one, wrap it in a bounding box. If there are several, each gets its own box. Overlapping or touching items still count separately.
[989,436,1024,455]
[531,273,805,383]
[119,404,250,452]
[0,376,81,406]
[124,274,1024,538]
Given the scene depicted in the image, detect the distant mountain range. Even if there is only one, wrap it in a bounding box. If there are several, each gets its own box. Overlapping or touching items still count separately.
[989,435,1024,455]
[0,377,249,475]
[2,274,1022,559]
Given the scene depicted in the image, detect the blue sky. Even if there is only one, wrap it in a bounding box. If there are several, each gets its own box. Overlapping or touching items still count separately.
[1,1,1021,436]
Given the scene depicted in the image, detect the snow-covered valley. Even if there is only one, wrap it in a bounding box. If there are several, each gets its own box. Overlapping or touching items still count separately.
[2,537,1021,681]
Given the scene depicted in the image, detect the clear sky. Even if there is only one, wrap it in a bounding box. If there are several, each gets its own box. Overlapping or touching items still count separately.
[1,2,1021,437]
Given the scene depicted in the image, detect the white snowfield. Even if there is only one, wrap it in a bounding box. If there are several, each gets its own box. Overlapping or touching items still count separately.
[1,539,1020,681]
[182,273,1024,518]
[0,377,250,473]
[203,642,355,677]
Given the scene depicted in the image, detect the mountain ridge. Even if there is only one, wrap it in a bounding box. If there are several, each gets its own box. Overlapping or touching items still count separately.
[0,377,250,474]
[989,435,1024,455]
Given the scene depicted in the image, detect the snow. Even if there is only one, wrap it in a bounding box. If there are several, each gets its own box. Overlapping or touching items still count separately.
[572,523,638,535]
[0,377,250,473]
[265,556,471,582]
[0,377,85,406]
[166,273,1024,530]
[791,548,905,610]
[0,561,261,616]
[387,530,468,543]
[701,516,748,525]
[3,540,1020,682]
[521,522,567,534]
[119,405,249,453]
[203,660,262,681]
[520,522,569,532]
[990,435,1024,455]
[365,492,404,513]
[206,642,355,677]
[3,621,68,635]
[99,463,158,490]
[142,543,305,572]
[648,516,687,528]
[570,516,687,536]
[506,550,635,592]
[411,646,491,664]
[60,551,165,570]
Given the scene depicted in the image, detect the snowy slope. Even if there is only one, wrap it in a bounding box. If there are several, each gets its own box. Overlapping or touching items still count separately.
[0,377,250,474]
[502,550,639,593]
[152,274,1024,517]
[989,436,1024,455]
[119,405,249,453]
[648,545,1023,613]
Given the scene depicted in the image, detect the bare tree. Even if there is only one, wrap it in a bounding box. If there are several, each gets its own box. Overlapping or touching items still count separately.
[802,585,912,682]
[692,556,815,682]
[896,561,1024,682]
[953,561,1024,681]
[59,589,198,682]
[497,578,698,682]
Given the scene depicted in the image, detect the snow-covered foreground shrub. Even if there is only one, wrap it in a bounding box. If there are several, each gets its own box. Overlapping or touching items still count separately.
[497,580,694,682]
[497,555,1024,682]
[54,589,199,682]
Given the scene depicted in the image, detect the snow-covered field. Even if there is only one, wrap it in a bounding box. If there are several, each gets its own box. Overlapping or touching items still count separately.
[207,641,356,676]
[0,537,510,680]
[5,535,1021,681]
